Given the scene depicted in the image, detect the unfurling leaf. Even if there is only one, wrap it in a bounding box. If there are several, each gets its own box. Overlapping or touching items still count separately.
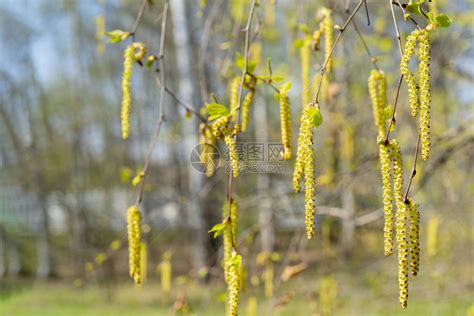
[106,30,131,43]
[208,221,229,238]
[307,107,323,128]
[205,103,229,121]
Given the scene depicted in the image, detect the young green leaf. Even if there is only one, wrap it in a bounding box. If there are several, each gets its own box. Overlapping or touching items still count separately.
[208,221,229,238]
[106,30,131,43]
[307,107,323,128]
[433,13,452,28]
[206,103,229,121]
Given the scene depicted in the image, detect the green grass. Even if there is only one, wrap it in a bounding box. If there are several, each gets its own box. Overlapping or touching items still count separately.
[0,278,471,316]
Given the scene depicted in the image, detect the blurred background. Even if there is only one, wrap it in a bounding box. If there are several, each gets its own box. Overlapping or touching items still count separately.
[0,0,472,315]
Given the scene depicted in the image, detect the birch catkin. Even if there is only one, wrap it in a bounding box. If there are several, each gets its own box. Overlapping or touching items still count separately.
[368,70,388,137]
[279,88,292,160]
[300,45,311,106]
[293,106,316,238]
[391,139,408,308]
[419,29,432,161]
[408,198,420,276]
[229,77,240,122]
[241,89,255,132]
[225,134,239,178]
[228,251,242,316]
[121,42,146,140]
[400,30,421,118]
[378,138,394,256]
[127,205,142,284]
[322,8,334,73]
[121,45,134,139]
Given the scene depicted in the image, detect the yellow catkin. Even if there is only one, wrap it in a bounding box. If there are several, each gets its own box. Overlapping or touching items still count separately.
[200,123,217,177]
[246,296,258,316]
[264,261,274,298]
[229,77,240,122]
[427,216,440,257]
[322,9,334,73]
[127,205,142,284]
[229,199,239,246]
[400,30,421,117]
[391,139,408,308]
[121,45,134,140]
[225,135,239,178]
[419,29,431,161]
[159,251,172,304]
[300,45,311,106]
[241,89,255,132]
[212,116,230,139]
[139,241,147,284]
[320,276,338,316]
[227,252,242,316]
[293,107,312,192]
[120,42,147,140]
[368,70,387,137]
[279,90,292,160]
[304,140,316,239]
[378,138,394,256]
[293,106,316,238]
[95,15,105,54]
[222,199,238,281]
[407,198,420,276]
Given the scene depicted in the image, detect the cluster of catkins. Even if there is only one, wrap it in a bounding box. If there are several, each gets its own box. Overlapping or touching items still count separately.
[400,28,432,161]
[301,8,334,106]
[222,199,242,316]
[369,66,423,308]
[212,116,240,178]
[293,104,317,239]
[293,8,334,240]
[121,42,147,140]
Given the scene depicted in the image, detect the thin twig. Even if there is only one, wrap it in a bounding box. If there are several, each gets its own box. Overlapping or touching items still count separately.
[155,76,207,122]
[226,0,258,251]
[350,16,379,70]
[136,1,169,205]
[314,0,365,104]
[130,0,148,40]
[403,131,421,202]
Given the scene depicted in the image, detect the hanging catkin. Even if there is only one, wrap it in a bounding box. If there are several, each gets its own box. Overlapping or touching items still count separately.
[293,106,316,238]
[378,138,394,256]
[368,70,388,137]
[400,30,421,118]
[418,29,432,161]
[227,251,242,316]
[322,8,334,73]
[121,42,146,140]
[279,87,292,160]
[408,198,420,276]
[391,139,408,308]
[241,77,256,131]
[121,45,134,140]
[225,134,240,178]
[127,205,142,284]
[300,45,311,106]
[229,77,240,122]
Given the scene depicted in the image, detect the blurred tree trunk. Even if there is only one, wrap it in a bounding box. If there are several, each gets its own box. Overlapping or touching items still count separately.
[36,194,52,278]
[170,0,207,273]
[7,241,20,276]
[254,98,275,254]
[0,229,5,277]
